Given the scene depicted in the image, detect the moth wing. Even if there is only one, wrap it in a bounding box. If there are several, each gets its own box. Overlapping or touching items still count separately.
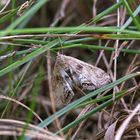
[69,67,97,91]
[52,68,74,106]
[52,74,64,106]
[80,64,111,89]
[66,57,111,90]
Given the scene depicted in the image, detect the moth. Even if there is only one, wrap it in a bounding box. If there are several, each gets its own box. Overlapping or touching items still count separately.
[52,53,111,106]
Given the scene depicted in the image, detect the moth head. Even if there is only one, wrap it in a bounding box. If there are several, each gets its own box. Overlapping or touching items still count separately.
[56,52,65,61]
[56,53,68,68]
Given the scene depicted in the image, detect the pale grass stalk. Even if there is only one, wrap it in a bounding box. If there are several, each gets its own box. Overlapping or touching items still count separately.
[0,95,42,122]
[115,103,140,140]
[0,0,11,13]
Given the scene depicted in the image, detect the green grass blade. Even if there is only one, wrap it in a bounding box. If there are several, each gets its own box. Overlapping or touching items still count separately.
[77,90,127,108]
[0,39,59,77]
[56,43,140,55]
[0,8,18,24]
[1,61,32,118]
[121,5,140,30]
[37,72,139,128]
[57,90,125,134]
[122,0,140,31]
[0,0,49,36]
[92,1,123,23]
[3,26,140,35]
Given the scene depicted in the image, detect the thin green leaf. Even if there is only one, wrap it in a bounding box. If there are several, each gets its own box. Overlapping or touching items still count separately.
[3,26,140,35]
[122,0,140,31]
[0,0,49,36]
[92,1,123,23]
[56,43,140,55]
[0,39,59,77]
[121,5,140,30]
[37,72,139,128]
[57,90,125,134]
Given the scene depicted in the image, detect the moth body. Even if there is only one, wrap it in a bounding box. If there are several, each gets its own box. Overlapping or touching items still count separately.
[53,53,111,105]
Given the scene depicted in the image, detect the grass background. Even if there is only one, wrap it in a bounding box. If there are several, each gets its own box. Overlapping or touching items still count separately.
[0,0,140,140]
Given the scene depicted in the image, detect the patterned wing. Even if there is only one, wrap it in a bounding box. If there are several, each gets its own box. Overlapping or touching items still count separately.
[53,53,111,105]
[65,55,111,91]
[53,65,74,106]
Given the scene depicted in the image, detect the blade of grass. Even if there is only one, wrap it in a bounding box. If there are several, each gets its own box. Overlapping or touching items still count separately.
[0,0,49,36]
[3,26,140,35]
[7,37,95,45]
[0,7,18,24]
[1,39,139,58]
[1,61,32,118]
[55,43,140,55]
[57,90,126,134]
[92,1,123,23]
[121,5,140,30]
[11,0,16,22]
[0,39,60,77]
[77,90,127,108]
[20,69,43,140]
[37,72,139,128]
[122,0,140,31]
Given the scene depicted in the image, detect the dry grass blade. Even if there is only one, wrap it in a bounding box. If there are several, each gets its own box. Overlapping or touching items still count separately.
[115,103,140,140]
[69,104,94,140]
[104,120,118,140]
[0,119,64,140]
[0,0,11,13]
[0,95,42,122]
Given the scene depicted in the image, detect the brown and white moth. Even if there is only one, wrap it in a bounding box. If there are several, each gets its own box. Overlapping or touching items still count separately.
[52,53,111,106]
